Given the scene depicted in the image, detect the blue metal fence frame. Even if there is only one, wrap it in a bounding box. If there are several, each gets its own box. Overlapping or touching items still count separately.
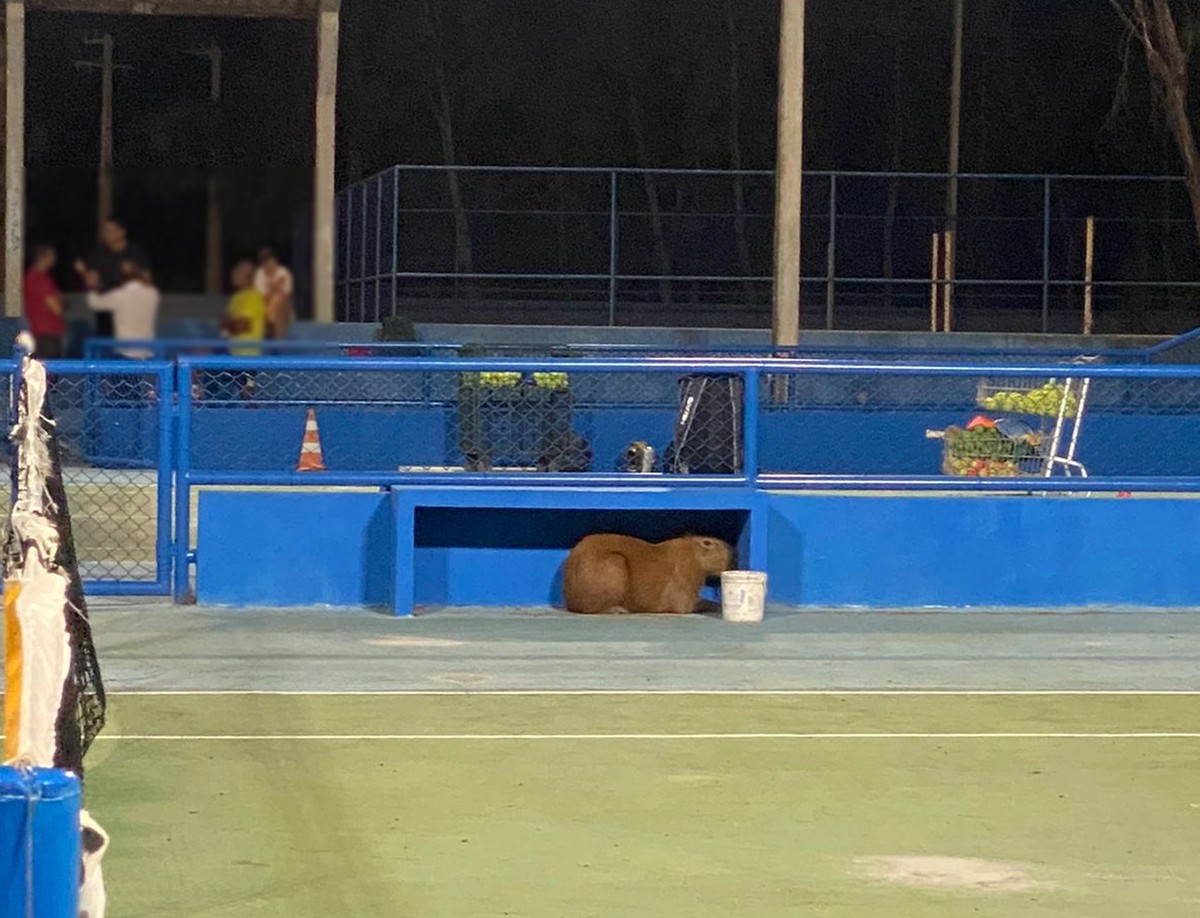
[11,342,1200,598]
[5,358,176,595]
[85,337,1156,364]
[169,353,1200,601]
[17,341,1200,598]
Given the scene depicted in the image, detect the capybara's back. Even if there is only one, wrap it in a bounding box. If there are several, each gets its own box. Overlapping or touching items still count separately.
[563,533,734,614]
[562,534,641,614]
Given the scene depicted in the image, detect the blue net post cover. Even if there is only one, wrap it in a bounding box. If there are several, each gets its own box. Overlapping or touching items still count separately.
[0,767,81,918]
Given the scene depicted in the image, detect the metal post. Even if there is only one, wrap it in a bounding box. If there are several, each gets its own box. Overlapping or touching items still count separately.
[359,182,367,322]
[742,368,760,485]
[608,170,619,326]
[173,363,194,602]
[3,0,25,319]
[772,0,805,346]
[155,363,174,592]
[1041,177,1051,333]
[391,166,400,319]
[825,173,837,330]
[374,173,383,323]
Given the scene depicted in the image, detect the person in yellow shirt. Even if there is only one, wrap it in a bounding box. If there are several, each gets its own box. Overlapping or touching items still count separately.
[222,260,268,356]
[220,260,268,398]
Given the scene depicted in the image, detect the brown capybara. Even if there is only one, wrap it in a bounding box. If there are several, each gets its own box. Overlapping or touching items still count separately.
[562,534,734,614]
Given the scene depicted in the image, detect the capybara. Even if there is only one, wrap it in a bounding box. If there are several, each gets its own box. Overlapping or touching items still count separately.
[562,533,734,614]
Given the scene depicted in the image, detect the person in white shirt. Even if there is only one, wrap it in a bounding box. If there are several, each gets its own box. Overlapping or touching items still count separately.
[84,261,160,359]
[254,247,294,340]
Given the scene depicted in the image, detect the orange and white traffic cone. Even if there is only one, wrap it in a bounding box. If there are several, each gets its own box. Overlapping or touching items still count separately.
[297,409,327,472]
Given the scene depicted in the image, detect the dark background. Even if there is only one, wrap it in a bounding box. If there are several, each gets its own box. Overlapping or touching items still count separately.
[21,2,1168,295]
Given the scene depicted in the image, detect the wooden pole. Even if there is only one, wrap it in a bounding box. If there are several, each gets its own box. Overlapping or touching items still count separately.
[98,35,113,227]
[76,34,129,233]
[771,0,805,346]
[1083,216,1095,335]
[80,34,117,230]
[3,0,24,319]
[942,229,955,333]
[187,44,223,296]
[312,0,341,324]
[929,233,940,332]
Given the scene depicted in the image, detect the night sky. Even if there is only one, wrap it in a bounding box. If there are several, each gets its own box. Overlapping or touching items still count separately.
[18,1,1161,292]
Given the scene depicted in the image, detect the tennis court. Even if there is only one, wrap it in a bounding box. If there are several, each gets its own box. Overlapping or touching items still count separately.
[65,604,1200,916]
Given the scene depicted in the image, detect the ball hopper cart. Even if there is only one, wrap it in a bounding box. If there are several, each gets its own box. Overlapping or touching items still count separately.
[926,356,1097,479]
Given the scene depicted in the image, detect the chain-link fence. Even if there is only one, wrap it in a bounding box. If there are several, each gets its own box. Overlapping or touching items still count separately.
[336,167,1200,333]
[180,356,1200,483]
[5,362,175,592]
[119,353,1200,600]
[758,362,1200,479]
[8,354,1200,599]
[183,359,742,476]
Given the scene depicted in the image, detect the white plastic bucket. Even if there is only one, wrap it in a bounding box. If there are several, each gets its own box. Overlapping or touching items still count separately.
[720,571,768,623]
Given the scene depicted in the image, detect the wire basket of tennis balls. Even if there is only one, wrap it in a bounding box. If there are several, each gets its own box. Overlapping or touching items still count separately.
[459,372,570,389]
[531,372,569,390]
[940,420,1044,478]
[462,371,521,389]
[458,345,572,391]
[456,344,522,390]
[975,379,1080,418]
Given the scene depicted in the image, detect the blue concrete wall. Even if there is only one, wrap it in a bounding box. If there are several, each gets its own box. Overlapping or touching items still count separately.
[767,493,1200,608]
[197,491,394,606]
[196,488,1200,610]
[197,490,751,608]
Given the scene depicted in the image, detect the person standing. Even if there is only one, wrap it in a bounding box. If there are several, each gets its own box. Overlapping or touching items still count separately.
[75,218,152,340]
[222,260,268,355]
[254,247,294,340]
[221,260,268,399]
[23,245,67,359]
[84,261,159,359]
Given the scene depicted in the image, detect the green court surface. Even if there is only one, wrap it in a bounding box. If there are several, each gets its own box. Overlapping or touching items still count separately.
[88,691,1200,917]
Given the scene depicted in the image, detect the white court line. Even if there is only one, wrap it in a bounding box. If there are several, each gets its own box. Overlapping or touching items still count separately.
[89,732,1200,741]
[109,690,1200,697]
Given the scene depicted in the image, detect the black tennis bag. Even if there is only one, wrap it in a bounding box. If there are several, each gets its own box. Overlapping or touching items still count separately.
[664,374,744,474]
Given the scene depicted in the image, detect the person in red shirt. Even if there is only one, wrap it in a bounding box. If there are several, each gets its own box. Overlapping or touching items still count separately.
[23,245,66,359]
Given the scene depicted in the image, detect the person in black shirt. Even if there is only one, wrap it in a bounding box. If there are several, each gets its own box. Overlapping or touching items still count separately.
[75,218,151,340]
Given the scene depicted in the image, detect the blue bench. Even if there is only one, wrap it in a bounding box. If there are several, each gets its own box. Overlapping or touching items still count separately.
[389,485,768,616]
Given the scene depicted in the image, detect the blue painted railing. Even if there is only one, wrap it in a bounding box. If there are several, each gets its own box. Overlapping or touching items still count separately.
[170,353,1200,600]
[83,336,1154,364]
[6,357,176,595]
[13,349,1200,599]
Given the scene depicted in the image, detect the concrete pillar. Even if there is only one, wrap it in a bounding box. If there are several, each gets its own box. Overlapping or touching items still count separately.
[312,0,340,324]
[771,0,804,346]
[4,0,24,320]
